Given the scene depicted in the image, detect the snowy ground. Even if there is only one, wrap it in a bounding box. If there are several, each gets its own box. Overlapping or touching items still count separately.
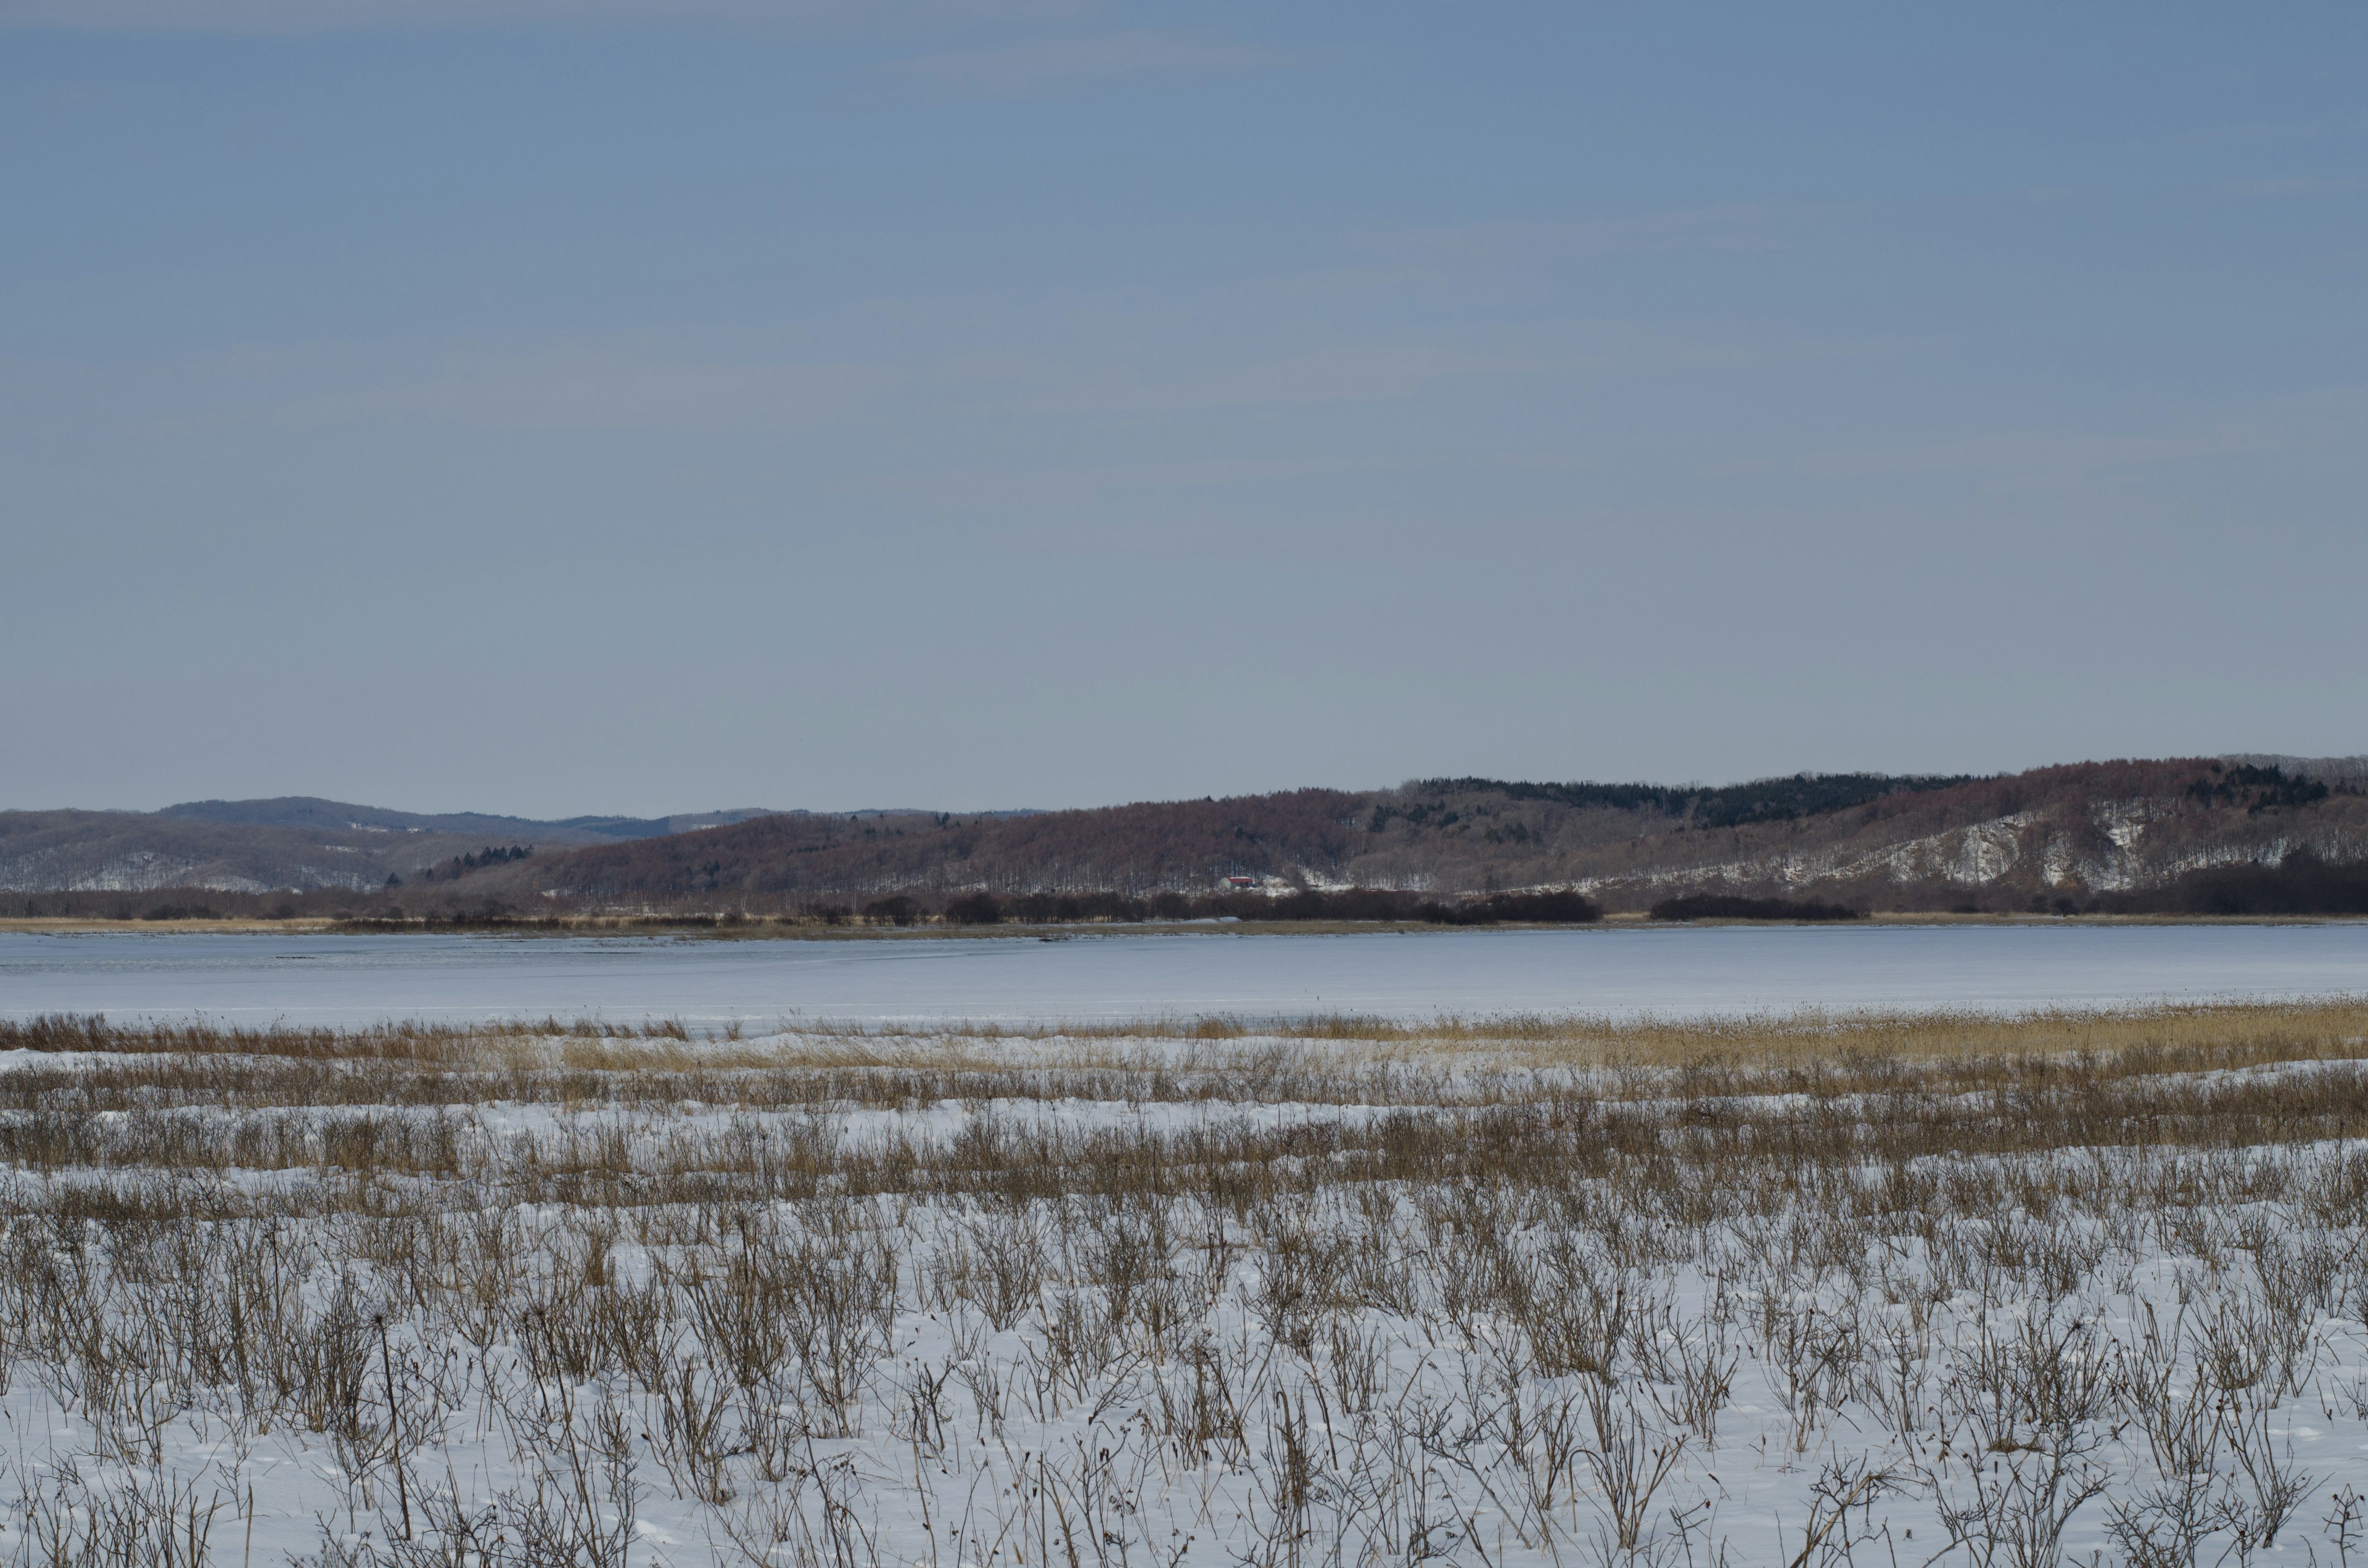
[1,1004,2366,1566]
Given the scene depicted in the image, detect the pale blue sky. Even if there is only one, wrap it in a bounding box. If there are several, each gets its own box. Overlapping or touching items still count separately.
[5,4,2364,815]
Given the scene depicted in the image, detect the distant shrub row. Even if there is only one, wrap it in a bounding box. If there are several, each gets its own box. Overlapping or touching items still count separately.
[830,887,1601,927]
[16,882,1606,928]
[2097,850,2368,916]
[1648,894,1864,922]
[1410,890,1601,925]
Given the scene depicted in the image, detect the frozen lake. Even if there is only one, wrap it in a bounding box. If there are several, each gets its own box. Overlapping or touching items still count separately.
[2,922,2366,1027]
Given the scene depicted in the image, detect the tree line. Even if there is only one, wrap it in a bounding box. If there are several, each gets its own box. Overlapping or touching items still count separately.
[829,887,1604,927]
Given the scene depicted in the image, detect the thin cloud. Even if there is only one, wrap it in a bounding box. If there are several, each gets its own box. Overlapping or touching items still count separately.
[1357,207,1779,263]
[357,353,902,432]
[2216,175,2368,200]
[1795,427,2282,482]
[0,339,908,435]
[1017,343,1585,416]
[0,0,1073,33]
[892,31,1273,96]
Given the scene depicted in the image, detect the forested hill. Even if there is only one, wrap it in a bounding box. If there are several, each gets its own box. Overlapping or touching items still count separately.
[474,757,2368,914]
[1403,773,1975,830]
[503,790,1374,903]
[17,759,2365,917]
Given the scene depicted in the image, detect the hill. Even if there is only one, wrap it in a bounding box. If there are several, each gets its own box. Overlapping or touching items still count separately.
[0,797,785,896]
[14,760,2367,918]
[463,755,2368,916]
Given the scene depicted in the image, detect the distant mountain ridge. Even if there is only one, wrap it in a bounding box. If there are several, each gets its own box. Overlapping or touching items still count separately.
[0,797,789,894]
[550,810,788,839]
[157,797,784,842]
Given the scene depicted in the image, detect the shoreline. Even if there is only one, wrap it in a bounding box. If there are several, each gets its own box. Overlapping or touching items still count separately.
[2,909,2364,938]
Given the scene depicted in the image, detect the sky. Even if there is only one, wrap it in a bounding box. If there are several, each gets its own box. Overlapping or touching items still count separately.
[4,2,2364,817]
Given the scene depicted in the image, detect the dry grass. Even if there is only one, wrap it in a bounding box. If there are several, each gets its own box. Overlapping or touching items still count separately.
[12,991,2368,1054]
[2,999,2367,1564]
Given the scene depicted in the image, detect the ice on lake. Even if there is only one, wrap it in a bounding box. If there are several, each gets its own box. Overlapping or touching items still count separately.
[3,921,2365,1026]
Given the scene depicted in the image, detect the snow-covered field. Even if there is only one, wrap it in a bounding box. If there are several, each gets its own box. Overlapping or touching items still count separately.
[2,1001,2368,1566]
